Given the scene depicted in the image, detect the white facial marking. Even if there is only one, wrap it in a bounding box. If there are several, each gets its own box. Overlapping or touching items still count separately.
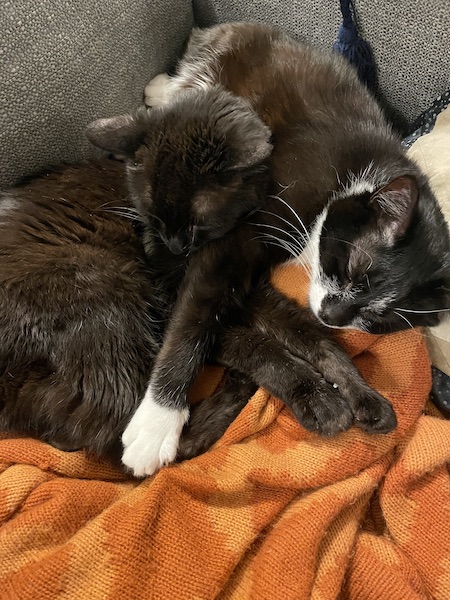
[306,164,382,323]
[305,203,370,327]
[122,384,189,477]
[346,315,370,332]
[368,293,396,315]
[336,162,377,199]
[339,179,375,198]
[302,207,329,317]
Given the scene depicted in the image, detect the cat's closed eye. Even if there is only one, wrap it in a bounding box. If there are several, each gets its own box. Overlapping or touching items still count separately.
[345,265,369,287]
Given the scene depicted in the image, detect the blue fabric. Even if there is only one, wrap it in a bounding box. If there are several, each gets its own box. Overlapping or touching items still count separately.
[431,367,450,418]
[402,89,450,148]
[333,0,377,91]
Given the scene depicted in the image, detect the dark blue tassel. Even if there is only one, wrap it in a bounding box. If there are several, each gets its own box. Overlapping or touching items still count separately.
[333,0,377,91]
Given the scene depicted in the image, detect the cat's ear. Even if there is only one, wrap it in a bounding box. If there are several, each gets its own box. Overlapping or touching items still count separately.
[217,99,272,170]
[369,175,419,244]
[85,113,145,156]
[230,118,272,170]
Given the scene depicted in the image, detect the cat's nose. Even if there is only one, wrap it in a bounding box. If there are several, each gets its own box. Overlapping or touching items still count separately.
[167,235,186,255]
[318,301,356,328]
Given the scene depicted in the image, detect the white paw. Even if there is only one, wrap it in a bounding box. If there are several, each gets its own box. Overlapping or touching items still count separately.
[144,72,173,107]
[122,385,189,477]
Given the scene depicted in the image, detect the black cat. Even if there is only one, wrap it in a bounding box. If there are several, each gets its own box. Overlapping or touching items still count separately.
[88,23,448,476]
[0,158,386,471]
[0,160,160,462]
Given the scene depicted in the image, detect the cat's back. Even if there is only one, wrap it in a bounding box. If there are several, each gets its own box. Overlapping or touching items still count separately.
[181,22,384,133]
[177,22,398,221]
[0,160,144,283]
[0,160,159,455]
[0,159,155,327]
[1,159,133,247]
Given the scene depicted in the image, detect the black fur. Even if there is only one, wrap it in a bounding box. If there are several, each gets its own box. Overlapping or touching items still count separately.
[88,24,449,470]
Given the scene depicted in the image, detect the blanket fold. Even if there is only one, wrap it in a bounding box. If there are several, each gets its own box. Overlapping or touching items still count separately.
[1,264,449,600]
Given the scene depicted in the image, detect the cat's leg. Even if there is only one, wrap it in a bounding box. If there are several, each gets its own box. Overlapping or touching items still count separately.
[121,288,236,475]
[144,26,234,107]
[244,284,397,434]
[0,312,154,461]
[121,229,257,477]
[51,317,155,457]
[178,370,257,460]
[217,326,354,436]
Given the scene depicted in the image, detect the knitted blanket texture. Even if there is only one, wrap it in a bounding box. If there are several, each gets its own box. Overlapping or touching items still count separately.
[0,264,448,600]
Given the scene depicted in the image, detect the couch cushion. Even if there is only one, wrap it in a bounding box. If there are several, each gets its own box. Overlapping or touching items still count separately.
[0,0,193,188]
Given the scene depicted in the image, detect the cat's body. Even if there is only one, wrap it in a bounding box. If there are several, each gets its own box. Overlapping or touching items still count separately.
[0,160,162,461]
[88,23,449,476]
[0,158,372,468]
[3,23,449,476]
[149,23,450,331]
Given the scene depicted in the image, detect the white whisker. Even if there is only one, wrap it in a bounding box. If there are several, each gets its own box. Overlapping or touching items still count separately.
[331,165,342,189]
[393,310,414,330]
[249,221,305,255]
[251,232,307,264]
[395,307,450,314]
[392,311,444,349]
[100,205,144,222]
[357,319,371,333]
[264,234,302,259]
[257,209,309,245]
[269,194,310,240]
[276,180,298,193]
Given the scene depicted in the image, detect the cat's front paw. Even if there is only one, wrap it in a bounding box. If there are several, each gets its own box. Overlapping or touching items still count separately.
[144,73,173,107]
[122,385,189,477]
[289,380,354,436]
[351,389,397,434]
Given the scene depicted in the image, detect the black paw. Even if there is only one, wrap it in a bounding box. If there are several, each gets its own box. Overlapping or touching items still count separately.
[351,389,397,434]
[46,439,83,452]
[289,380,354,437]
[177,434,216,461]
[177,410,232,460]
[177,376,255,460]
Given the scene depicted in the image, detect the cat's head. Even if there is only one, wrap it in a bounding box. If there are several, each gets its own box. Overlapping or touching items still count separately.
[86,87,272,254]
[308,170,450,333]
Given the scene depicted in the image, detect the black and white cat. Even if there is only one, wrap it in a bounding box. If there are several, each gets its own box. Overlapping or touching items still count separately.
[88,23,450,476]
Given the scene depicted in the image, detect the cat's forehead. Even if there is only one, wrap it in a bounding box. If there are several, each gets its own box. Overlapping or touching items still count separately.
[319,201,386,277]
[325,195,371,230]
[139,88,272,176]
[142,119,231,178]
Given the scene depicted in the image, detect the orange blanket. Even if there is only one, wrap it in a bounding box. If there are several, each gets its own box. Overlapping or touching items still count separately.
[1,264,449,600]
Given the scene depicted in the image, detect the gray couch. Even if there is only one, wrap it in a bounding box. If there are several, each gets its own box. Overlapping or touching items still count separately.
[1,0,450,189]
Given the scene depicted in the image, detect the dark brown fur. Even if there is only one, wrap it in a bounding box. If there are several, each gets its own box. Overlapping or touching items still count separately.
[0,159,249,464]
[0,160,163,461]
[4,24,448,472]
[0,158,376,467]
[88,24,449,471]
